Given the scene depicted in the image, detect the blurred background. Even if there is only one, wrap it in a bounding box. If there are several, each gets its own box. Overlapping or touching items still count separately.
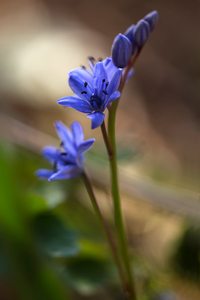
[0,0,200,299]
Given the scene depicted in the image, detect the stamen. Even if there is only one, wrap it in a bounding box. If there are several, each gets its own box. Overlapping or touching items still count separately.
[98,57,103,61]
[103,91,108,95]
[60,141,64,147]
[81,91,87,94]
[84,82,88,87]
[102,79,106,83]
[81,65,86,69]
[88,56,96,65]
[106,82,109,88]
[61,152,67,156]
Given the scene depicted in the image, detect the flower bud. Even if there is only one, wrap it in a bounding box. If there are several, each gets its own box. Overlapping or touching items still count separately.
[144,10,159,31]
[124,24,137,55]
[134,20,150,48]
[111,33,132,68]
[124,24,135,42]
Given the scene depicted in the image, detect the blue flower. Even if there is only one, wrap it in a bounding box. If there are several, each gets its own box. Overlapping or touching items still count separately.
[58,58,122,129]
[36,121,95,181]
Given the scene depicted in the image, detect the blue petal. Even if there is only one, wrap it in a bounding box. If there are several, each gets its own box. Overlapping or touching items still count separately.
[55,121,76,156]
[78,138,95,153]
[58,96,92,113]
[104,91,120,108]
[68,72,93,100]
[48,165,81,181]
[93,62,108,92]
[103,57,112,68]
[144,10,159,31]
[71,121,84,145]
[134,20,150,48]
[87,112,105,129]
[107,69,122,96]
[42,146,60,163]
[36,169,54,180]
[103,57,121,83]
[70,67,93,84]
[111,33,132,68]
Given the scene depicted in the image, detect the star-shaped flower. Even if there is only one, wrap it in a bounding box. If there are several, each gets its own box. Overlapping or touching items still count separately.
[36,121,95,181]
[58,58,122,129]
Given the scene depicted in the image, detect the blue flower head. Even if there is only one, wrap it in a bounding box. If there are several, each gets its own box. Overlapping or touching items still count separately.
[58,58,122,129]
[36,121,95,181]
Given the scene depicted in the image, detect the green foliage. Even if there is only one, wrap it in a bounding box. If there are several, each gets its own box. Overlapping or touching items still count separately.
[33,212,79,258]
[0,142,69,300]
[0,141,117,298]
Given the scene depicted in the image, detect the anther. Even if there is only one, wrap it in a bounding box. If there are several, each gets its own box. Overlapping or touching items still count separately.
[102,79,106,83]
[61,152,67,156]
[84,82,88,87]
[81,91,87,94]
[88,56,95,63]
[81,65,86,69]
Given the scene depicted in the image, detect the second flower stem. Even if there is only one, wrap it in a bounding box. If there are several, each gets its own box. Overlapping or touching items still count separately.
[81,171,127,293]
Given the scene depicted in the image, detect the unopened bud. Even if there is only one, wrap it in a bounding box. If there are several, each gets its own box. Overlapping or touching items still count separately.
[144,10,159,31]
[134,20,150,48]
[111,33,132,68]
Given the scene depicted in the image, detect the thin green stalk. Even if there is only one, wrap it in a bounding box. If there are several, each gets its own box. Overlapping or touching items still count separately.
[81,171,127,294]
[105,51,143,299]
[108,106,137,300]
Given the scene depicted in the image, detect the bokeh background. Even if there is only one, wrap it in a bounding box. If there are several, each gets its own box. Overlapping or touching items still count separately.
[0,0,200,299]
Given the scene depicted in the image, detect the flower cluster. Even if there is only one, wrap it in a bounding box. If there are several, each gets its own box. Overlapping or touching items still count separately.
[36,121,95,181]
[112,10,159,68]
[37,10,158,182]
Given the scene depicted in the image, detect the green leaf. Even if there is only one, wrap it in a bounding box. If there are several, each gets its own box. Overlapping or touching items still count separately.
[33,212,79,258]
[0,143,27,238]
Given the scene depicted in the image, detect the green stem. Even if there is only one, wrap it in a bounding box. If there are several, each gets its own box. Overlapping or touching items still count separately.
[108,106,137,300]
[81,171,127,294]
[105,51,144,299]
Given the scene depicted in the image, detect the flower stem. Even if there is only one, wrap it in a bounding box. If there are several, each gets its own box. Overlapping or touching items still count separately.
[81,171,128,294]
[105,51,144,299]
[108,106,137,300]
